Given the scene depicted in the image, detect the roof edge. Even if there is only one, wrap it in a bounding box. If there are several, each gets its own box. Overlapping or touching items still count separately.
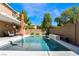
[4,3,19,14]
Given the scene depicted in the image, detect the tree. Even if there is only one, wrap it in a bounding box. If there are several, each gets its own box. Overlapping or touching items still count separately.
[41,13,52,35]
[54,17,63,26]
[19,10,33,29]
[41,13,52,29]
[61,8,73,24]
[71,6,79,23]
[20,10,29,24]
[62,6,79,24]
[55,6,79,26]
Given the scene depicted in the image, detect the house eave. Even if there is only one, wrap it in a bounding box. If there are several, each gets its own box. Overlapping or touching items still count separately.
[0,10,20,25]
[4,3,20,14]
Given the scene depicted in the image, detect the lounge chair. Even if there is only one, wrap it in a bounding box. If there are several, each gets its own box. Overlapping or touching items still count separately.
[9,41,17,46]
[8,31,15,37]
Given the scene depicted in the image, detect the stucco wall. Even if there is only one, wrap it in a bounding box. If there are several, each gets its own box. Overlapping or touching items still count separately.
[76,23,79,45]
[0,3,18,18]
[0,21,14,37]
[50,23,79,45]
[26,29,43,35]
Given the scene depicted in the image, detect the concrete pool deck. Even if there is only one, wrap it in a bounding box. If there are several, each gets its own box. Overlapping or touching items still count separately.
[0,51,77,56]
[0,35,78,56]
[0,35,30,48]
[0,36,21,47]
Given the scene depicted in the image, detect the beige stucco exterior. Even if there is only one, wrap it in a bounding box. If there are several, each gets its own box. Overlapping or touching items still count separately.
[0,21,15,37]
[0,3,20,37]
[26,29,43,35]
[0,3,18,18]
[50,23,79,46]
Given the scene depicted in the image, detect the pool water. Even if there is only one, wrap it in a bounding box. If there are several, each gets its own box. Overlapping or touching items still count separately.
[0,36,70,51]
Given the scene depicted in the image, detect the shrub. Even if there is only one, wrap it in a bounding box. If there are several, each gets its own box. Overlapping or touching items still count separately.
[36,33,39,35]
[30,32,34,35]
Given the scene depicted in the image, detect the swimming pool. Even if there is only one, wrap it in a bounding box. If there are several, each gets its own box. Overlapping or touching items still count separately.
[0,36,70,51]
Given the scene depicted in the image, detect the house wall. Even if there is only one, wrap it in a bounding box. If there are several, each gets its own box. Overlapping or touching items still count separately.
[50,23,79,45]
[0,3,18,18]
[0,3,20,37]
[0,21,14,37]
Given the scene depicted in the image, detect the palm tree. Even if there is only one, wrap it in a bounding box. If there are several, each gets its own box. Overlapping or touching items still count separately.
[61,8,73,24]
[19,10,33,29]
[19,10,29,24]
[54,17,63,26]
[41,13,52,29]
[71,6,79,23]
[41,13,52,35]
[61,6,79,24]
[55,6,79,26]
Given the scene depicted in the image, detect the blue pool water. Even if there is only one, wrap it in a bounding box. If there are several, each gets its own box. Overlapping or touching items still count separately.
[0,36,70,51]
[18,36,50,51]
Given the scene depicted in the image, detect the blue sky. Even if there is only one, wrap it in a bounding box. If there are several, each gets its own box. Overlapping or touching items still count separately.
[8,3,79,26]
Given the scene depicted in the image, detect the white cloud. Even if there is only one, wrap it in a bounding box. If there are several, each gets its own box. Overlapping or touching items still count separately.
[53,9,61,17]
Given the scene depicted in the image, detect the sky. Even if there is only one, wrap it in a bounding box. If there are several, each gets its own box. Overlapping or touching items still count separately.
[8,3,79,26]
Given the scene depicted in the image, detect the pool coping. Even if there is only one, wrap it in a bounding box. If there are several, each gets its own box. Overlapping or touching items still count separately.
[49,34,79,55]
[0,51,77,56]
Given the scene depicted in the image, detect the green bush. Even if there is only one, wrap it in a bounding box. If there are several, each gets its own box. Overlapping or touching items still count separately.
[36,33,39,35]
[30,32,34,35]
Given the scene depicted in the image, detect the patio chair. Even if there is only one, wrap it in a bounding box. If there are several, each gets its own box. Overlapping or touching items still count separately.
[9,41,17,46]
[8,31,15,37]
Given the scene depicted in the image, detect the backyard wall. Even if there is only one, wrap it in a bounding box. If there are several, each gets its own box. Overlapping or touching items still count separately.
[26,29,43,35]
[50,23,79,45]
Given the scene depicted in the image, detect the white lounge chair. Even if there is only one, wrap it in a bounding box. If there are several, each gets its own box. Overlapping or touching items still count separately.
[8,31,15,37]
